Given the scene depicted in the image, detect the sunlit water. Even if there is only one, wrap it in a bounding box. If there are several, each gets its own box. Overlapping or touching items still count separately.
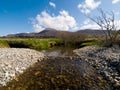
[41,47,75,57]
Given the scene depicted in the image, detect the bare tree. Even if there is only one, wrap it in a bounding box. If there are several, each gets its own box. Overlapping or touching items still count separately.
[89,9,119,46]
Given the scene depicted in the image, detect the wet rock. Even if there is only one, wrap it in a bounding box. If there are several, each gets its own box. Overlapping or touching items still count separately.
[116,63,120,73]
[110,61,119,66]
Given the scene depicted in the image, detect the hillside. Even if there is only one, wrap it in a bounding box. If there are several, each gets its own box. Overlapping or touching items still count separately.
[77,29,105,35]
[6,28,105,38]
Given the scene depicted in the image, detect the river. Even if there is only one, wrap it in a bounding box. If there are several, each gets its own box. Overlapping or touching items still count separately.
[41,47,76,57]
[40,46,110,89]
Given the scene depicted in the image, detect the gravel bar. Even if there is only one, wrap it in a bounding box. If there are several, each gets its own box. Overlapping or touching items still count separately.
[0,48,45,86]
[73,46,120,89]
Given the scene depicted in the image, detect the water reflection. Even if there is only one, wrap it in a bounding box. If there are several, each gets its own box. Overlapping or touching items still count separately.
[41,47,75,57]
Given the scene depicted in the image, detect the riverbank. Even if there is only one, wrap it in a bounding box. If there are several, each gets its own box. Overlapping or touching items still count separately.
[0,38,60,50]
[0,48,45,86]
[74,46,120,89]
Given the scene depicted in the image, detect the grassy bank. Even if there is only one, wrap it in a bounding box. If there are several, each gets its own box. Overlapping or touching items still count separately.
[0,38,103,50]
[0,38,60,50]
[0,40,10,48]
[80,40,103,47]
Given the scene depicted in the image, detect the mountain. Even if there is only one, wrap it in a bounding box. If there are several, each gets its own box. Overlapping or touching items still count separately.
[37,28,59,38]
[6,28,60,38]
[6,32,37,38]
[76,29,105,35]
[6,28,105,38]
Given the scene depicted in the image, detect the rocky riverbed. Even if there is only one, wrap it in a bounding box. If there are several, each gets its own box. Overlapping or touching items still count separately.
[0,56,110,90]
[0,48,45,86]
[0,46,120,90]
[74,46,120,89]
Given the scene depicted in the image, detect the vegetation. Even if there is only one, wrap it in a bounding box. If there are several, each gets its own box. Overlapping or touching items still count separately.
[0,38,60,50]
[0,36,103,50]
[57,31,86,47]
[0,40,10,48]
[89,9,120,46]
[80,41,103,47]
[0,57,110,90]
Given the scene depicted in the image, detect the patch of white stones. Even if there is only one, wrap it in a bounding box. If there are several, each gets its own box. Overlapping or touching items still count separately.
[0,48,45,86]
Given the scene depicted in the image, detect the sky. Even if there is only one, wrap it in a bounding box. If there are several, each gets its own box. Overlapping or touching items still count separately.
[0,0,120,36]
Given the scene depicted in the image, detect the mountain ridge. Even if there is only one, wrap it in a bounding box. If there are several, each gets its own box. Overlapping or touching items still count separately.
[6,28,105,38]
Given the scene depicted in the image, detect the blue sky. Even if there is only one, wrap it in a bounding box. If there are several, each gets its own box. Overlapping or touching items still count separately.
[0,0,120,36]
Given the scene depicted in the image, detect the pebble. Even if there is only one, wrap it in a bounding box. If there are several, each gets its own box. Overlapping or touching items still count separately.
[0,48,45,86]
[73,46,120,89]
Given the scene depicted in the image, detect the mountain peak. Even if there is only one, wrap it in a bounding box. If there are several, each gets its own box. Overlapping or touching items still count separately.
[44,28,57,31]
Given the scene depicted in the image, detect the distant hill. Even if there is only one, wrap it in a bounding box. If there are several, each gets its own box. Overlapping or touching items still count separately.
[6,28,105,38]
[37,28,60,38]
[77,29,105,35]
[7,33,37,38]
[6,28,60,38]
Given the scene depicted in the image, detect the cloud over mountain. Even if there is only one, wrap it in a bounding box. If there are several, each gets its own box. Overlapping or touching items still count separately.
[32,10,77,32]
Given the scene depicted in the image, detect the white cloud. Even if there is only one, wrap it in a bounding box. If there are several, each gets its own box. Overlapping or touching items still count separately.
[112,0,120,4]
[115,11,120,16]
[80,23,100,29]
[80,19,120,30]
[33,24,45,32]
[32,10,77,32]
[114,20,120,29]
[80,19,100,29]
[49,2,56,8]
[78,0,101,14]
[83,19,90,25]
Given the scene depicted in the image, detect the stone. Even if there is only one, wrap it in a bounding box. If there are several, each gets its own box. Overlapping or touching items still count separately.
[73,46,120,89]
[0,48,45,86]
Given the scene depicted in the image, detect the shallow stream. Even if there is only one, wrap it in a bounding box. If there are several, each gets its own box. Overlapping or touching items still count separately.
[0,46,111,89]
[41,47,76,57]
